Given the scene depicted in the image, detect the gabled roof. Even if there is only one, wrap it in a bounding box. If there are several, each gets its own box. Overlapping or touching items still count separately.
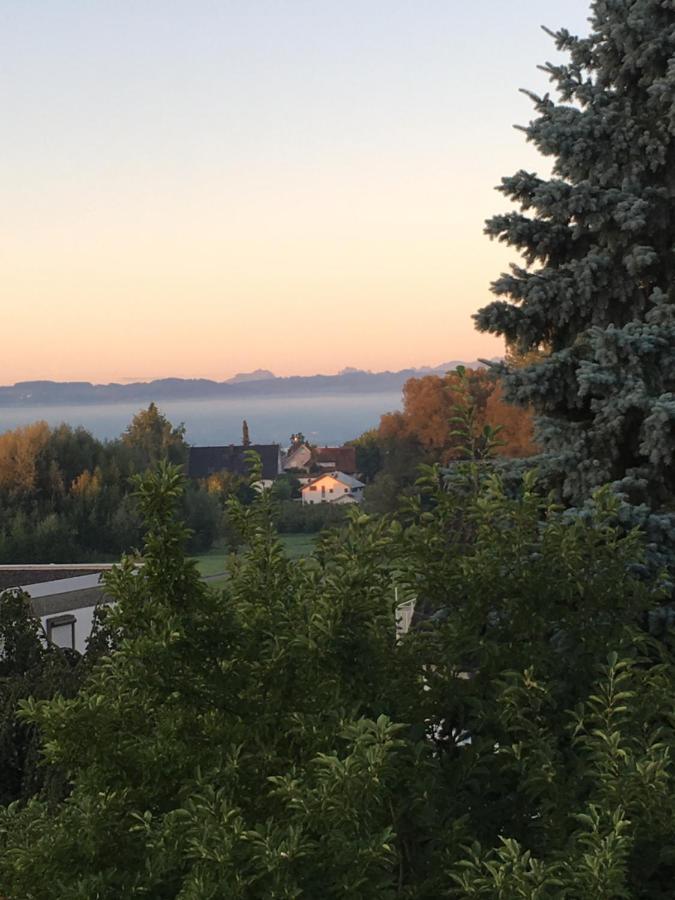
[332,471,365,489]
[330,493,359,504]
[301,470,365,491]
[188,444,281,480]
[315,446,357,474]
[283,444,312,469]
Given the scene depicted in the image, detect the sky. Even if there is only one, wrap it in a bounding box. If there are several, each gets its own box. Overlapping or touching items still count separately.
[2,0,592,384]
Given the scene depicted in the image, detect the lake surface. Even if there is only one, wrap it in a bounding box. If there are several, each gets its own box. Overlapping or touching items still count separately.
[0,391,402,446]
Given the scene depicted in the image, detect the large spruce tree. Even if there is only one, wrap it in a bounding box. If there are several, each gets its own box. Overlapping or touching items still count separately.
[476,0,675,565]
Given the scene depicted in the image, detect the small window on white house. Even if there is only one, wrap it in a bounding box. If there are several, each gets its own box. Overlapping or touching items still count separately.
[329,489,333,493]
[344,488,349,492]
[309,486,317,491]
[46,615,76,650]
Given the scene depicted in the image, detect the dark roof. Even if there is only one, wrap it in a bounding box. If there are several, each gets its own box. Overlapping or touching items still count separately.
[188,444,281,480]
[0,566,110,591]
[315,446,357,475]
[30,587,109,617]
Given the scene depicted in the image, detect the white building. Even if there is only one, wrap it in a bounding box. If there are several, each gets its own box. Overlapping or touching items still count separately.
[301,471,365,505]
[0,565,113,654]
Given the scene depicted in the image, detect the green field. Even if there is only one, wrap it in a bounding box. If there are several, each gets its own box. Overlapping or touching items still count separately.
[191,547,230,577]
[204,575,229,591]
[191,534,317,582]
[279,533,317,559]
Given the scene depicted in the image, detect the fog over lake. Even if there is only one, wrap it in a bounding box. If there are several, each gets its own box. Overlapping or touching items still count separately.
[0,392,402,446]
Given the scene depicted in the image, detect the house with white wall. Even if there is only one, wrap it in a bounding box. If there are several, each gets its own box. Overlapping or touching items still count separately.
[301,471,365,505]
[0,565,113,654]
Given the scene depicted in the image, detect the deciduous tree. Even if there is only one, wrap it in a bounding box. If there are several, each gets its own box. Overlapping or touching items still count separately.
[1,464,673,897]
[122,402,187,469]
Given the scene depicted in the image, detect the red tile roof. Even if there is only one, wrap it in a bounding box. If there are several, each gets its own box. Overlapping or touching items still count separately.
[314,446,357,474]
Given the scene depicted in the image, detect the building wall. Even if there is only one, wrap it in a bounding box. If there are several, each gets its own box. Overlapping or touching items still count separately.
[21,574,109,655]
[302,474,355,504]
[284,445,312,471]
[39,602,101,655]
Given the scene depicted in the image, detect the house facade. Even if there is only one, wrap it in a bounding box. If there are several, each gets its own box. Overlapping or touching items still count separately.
[301,471,365,505]
[0,565,113,654]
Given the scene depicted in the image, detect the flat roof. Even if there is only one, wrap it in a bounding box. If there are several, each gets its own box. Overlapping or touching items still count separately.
[0,565,114,591]
[0,564,114,571]
[21,573,105,598]
[29,586,109,617]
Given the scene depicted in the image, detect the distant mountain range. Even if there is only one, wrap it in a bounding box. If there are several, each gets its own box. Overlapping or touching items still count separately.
[225,369,276,384]
[0,361,496,407]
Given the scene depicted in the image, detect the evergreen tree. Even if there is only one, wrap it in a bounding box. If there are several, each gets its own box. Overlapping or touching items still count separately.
[475,1,675,568]
[242,419,251,447]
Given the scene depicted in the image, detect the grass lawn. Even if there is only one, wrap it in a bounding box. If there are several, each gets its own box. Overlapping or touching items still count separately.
[205,575,229,591]
[279,533,317,560]
[192,534,317,581]
[190,548,229,577]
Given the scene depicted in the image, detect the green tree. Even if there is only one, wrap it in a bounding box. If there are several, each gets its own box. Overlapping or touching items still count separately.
[182,481,221,552]
[2,463,674,897]
[122,402,187,469]
[0,414,229,563]
[347,429,383,482]
[475,0,675,569]
[0,591,93,806]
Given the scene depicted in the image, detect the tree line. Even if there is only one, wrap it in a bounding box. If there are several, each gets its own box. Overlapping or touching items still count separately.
[0,370,537,559]
[352,365,537,514]
[0,404,221,562]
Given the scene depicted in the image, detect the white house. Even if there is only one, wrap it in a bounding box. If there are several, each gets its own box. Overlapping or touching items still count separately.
[0,565,114,654]
[301,471,365,505]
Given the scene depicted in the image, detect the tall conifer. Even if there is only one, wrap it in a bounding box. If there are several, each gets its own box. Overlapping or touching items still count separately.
[476,0,675,564]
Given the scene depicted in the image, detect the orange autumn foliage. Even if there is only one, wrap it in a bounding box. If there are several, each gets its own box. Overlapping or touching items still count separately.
[0,421,51,495]
[484,381,538,458]
[379,369,537,462]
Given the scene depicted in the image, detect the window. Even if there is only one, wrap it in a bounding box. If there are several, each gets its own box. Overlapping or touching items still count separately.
[344,488,349,492]
[309,486,317,491]
[329,488,333,493]
[46,615,76,650]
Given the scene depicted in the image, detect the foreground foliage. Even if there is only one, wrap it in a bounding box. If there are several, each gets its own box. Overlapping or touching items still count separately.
[0,592,85,807]
[0,462,673,898]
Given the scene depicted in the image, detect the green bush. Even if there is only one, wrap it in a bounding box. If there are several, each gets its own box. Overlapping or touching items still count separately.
[275,498,347,533]
[0,463,673,897]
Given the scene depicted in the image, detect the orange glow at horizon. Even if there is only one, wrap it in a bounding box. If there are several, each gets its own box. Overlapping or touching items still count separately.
[3,1,590,385]
[4,154,516,384]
